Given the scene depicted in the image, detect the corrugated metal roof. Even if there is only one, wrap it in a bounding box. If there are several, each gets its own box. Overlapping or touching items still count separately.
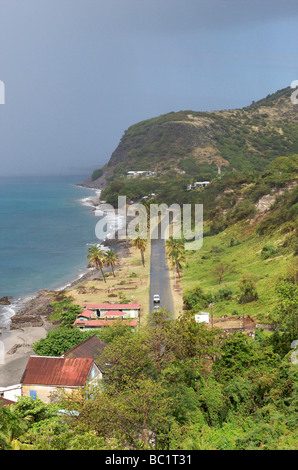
[21,357,94,386]
[0,397,16,407]
[62,335,108,360]
[73,319,138,327]
[103,310,124,316]
[79,309,94,318]
[86,303,140,310]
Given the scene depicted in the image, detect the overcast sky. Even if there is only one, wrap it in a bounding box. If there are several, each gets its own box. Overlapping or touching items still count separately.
[1,0,298,177]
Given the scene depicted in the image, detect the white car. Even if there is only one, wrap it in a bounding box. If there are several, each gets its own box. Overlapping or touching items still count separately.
[153,294,160,303]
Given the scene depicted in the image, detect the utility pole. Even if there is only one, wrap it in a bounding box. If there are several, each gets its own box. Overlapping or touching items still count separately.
[209,302,215,328]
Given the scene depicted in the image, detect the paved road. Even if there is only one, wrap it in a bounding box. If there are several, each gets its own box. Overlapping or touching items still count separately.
[149,237,174,316]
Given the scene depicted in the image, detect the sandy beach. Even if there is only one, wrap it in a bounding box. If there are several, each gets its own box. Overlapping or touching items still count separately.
[0,185,141,389]
[0,326,50,387]
[0,233,132,388]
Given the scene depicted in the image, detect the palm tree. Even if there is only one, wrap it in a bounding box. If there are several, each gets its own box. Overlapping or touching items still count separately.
[131,235,147,267]
[0,406,27,450]
[140,199,151,230]
[168,249,185,285]
[87,244,107,282]
[104,249,119,277]
[164,237,185,285]
[164,236,185,257]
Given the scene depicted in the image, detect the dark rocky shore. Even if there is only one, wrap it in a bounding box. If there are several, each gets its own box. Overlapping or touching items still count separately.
[0,296,14,305]
[8,237,131,330]
[4,178,132,331]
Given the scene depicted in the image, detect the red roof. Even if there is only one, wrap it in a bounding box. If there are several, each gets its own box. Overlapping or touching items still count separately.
[86,303,140,310]
[73,319,138,327]
[78,309,94,318]
[21,356,94,386]
[103,310,124,317]
[0,397,16,407]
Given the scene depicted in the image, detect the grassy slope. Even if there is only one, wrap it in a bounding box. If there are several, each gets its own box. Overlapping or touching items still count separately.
[100,86,298,187]
[182,215,297,323]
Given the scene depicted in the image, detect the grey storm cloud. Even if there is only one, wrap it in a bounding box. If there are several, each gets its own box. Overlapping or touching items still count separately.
[0,0,298,176]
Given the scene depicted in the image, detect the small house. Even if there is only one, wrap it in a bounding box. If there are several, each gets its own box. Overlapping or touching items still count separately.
[21,356,101,404]
[73,318,138,331]
[193,181,210,189]
[73,303,140,331]
[195,312,210,323]
[85,303,140,319]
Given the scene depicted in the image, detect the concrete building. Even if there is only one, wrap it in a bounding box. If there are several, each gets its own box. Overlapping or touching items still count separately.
[21,356,101,404]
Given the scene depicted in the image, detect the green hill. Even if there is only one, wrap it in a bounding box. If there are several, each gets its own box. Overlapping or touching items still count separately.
[84,86,298,190]
[182,177,298,325]
[83,86,298,329]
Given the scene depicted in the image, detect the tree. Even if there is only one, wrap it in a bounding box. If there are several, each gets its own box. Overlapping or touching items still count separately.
[96,332,151,387]
[173,312,221,363]
[92,168,103,181]
[131,236,147,267]
[164,237,185,284]
[168,248,185,284]
[183,285,214,310]
[212,262,235,285]
[269,267,298,355]
[104,249,119,277]
[61,375,172,450]
[50,298,82,328]
[145,308,175,375]
[33,327,94,356]
[0,406,28,450]
[164,236,185,261]
[269,155,298,175]
[87,244,107,282]
[238,275,259,304]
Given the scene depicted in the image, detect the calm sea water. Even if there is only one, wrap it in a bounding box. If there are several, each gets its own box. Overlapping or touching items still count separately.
[0,175,100,327]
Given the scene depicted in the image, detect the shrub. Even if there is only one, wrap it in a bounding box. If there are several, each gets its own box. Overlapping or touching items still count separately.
[248,184,271,203]
[256,213,279,235]
[215,287,233,301]
[183,286,214,310]
[261,244,277,259]
[92,168,103,180]
[228,201,256,223]
[238,276,259,304]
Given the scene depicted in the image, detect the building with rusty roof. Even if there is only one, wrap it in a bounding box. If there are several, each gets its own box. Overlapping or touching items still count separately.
[21,356,101,404]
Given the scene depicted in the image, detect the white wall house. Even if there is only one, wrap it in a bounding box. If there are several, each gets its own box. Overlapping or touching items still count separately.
[195,312,210,323]
[0,383,22,402]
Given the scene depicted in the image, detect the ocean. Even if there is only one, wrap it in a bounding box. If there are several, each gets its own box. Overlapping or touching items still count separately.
[0,175,102,328]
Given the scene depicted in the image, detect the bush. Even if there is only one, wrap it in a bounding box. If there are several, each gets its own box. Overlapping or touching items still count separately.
[215,287,233,301]
[248,184,271,203]
[228,201,256,223]
[92,169,103,181]
[238,277,259,304]
[256,213,279,235]
[183,286,214,310]
[261,244,277,260]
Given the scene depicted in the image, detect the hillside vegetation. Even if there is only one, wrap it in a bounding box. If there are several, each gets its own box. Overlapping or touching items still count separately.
[1,88,297,451]
[79,85,298,331]
[85,86,298,191]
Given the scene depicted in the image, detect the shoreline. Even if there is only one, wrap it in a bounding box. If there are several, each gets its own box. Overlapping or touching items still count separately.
[0,187,132,388]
